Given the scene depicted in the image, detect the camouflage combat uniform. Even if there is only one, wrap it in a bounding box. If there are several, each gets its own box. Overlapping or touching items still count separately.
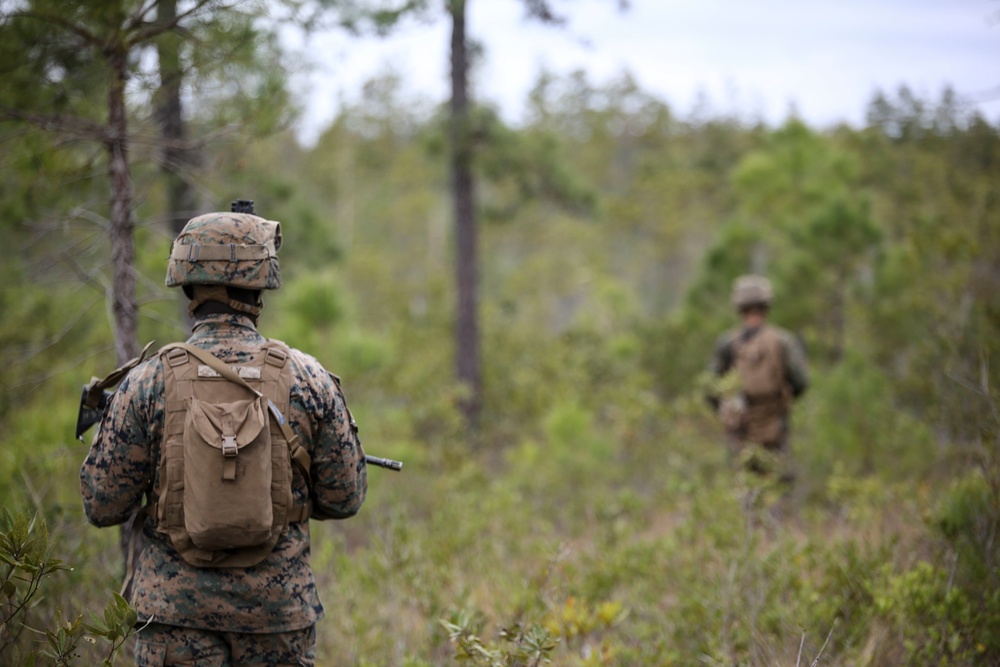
[710,322,809,463]
[80,312,367,665]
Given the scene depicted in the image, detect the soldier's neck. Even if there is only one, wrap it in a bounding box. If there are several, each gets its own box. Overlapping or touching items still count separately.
[741,313,766,330]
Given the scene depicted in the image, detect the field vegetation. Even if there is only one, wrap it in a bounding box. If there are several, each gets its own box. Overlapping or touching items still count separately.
[1,22,998,664]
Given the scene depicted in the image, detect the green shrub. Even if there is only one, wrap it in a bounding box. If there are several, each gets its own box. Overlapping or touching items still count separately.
[928,470,1000,661]
[872,561,980,664]
[0,509,137,666]
[804,351,935,482]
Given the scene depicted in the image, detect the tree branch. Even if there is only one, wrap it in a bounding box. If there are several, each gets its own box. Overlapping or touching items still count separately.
[4,9,103,48]
[126,0,239,47]
[522,0,566,25]
[809,619,838,667]
[0,106,109,142]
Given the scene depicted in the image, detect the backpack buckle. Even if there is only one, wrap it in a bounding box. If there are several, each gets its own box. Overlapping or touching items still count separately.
[165,347,189,367]
[264,346,288,368]
[221,435,239,481]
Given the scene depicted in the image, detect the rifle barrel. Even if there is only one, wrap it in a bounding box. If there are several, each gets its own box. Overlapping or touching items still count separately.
[365,455,403,471]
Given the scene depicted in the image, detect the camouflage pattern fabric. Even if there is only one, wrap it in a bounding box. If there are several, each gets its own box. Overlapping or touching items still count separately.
[731,274,773,310]
[166,212,282,290]
[134,622,315,666]
[80,313,367,633]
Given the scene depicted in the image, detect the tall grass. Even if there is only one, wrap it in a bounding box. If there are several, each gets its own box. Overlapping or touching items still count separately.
[1,360,994,665]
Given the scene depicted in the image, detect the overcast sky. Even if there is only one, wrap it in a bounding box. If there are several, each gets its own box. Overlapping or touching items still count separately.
[283,0,1000,145]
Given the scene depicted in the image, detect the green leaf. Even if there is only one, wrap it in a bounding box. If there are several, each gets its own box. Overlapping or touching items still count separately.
[85,608,109,635]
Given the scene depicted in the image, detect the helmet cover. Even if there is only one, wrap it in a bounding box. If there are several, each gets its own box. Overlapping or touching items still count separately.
[166,212,282,290]
[731,274,773,310]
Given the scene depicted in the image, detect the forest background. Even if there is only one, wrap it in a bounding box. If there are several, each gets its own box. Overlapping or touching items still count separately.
[0,1,999,665]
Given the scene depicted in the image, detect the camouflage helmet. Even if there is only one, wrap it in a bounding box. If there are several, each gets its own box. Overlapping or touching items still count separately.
[165,212,282,290]
[731,274,773,310]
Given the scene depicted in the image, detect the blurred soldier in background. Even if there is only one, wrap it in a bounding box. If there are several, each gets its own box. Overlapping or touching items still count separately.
[81,207,367,666]
[706,275,809,484]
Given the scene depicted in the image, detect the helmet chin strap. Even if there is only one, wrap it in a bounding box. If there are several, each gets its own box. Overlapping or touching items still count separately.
[188,285,263,324]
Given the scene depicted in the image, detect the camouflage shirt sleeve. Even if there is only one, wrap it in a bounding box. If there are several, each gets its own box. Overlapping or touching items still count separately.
[709,330,736,377]
[705,331,736,409]
[287,350,367,521]
[79,358,163,527]
[781,332,809,398]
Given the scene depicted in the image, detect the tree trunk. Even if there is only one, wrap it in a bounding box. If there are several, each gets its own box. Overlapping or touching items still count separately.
[107,46,142,596]
[107,51,139,365]
[449,0,482,430]
[156,0,200,237]
[156,0,199,330]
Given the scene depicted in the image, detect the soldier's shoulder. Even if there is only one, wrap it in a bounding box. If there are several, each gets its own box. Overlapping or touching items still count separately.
[103,355,165,414]
[767,323,796,340]
[122,355,165,389]
[765,324,806,353]
[758,322,785,338]
[268,339,335,383]
[715,328,741,348]
[267,338,317,366]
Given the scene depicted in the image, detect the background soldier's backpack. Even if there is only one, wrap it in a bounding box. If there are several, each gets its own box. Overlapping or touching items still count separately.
[150,341,310,568]
[732,326,788,401]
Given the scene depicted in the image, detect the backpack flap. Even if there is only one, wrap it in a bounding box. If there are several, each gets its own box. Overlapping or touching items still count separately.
[183,395,274,551]
[188,397,267,480]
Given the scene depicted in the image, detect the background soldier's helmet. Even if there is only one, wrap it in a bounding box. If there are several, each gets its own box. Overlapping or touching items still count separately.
[731,274,773,310]
[165,212,282,290]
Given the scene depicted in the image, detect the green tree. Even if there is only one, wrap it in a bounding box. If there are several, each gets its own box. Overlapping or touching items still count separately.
[444,0,627,432]
[858,88,1000,437]
[727,119,881,361]
[0,0,295,364]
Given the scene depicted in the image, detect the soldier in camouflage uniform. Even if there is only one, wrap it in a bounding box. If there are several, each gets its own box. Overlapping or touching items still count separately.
[80,211,367,666]
[706,275,809,480]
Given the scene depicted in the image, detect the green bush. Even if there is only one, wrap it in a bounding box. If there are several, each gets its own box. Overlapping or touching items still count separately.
[803,351,935,482]
[1,509,138,666]
[928,470,1000,661]
[873,561,979,664]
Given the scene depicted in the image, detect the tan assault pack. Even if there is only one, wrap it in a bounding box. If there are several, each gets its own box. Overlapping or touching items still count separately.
[733,326,788,402]
[150,342,310,568]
